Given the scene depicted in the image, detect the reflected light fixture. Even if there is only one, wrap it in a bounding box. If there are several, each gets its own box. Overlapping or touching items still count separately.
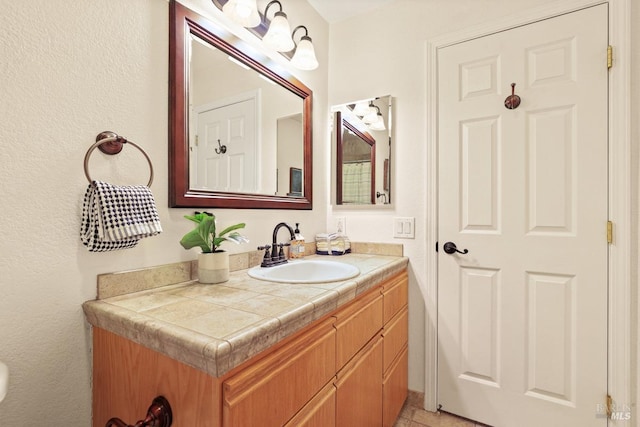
[368,108,386,131]
[223,0,260,28]
[361,102,385,131]
[262,1,295,52]
[362,102,378,124]
[291,25,319,70]
[352,101,372,117]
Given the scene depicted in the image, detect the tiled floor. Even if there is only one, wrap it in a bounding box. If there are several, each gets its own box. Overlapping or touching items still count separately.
[394,392,491,427]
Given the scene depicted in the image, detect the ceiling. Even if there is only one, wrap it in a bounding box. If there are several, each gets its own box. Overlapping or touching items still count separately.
[306,0,396,23]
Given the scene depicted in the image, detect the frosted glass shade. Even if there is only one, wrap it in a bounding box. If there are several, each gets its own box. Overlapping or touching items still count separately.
[352,101,371,117]
[291,36,319,70]
[369,113,386,131]
[263,12,295,52]
[223,0,261,28]
[363,109,378,124]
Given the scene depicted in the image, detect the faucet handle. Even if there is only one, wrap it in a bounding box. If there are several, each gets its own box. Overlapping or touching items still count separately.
[278,243,286,259]
[258,245,271,259]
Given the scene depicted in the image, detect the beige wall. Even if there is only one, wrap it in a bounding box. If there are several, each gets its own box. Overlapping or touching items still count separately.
[0,0,327,425]
[327,0,639,412]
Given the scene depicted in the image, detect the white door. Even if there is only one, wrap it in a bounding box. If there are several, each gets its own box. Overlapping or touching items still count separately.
[437,5,608,426]
[193,98,257,192]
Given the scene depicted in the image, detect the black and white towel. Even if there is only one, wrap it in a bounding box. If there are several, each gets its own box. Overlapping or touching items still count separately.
[81,180,162,252]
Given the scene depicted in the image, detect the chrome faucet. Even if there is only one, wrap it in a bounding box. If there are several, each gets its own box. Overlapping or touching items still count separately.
[258,222,296,267]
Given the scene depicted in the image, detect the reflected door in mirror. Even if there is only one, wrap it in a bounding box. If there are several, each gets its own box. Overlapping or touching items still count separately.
[192,97,257,193]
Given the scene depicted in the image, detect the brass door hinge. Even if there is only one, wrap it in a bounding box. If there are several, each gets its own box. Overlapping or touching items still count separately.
[606,394,613,418]
[607,45,613,69]
[607,221,613,244]
[195,134,199,146]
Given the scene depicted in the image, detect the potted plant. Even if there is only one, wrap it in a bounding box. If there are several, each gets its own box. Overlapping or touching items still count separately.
[180,212,248,284]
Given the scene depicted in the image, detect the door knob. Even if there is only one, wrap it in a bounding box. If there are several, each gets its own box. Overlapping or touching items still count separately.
[443,242,469,255]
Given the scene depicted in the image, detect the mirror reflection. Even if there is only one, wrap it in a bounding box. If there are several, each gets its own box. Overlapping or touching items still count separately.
[169,1,313,209]
[332,96,392,206]
[189,35,304,196]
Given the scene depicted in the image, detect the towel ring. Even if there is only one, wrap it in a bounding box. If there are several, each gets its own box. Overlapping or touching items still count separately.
[84,131,154,187]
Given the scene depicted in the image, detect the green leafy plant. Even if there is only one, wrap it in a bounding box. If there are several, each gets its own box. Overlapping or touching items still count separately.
[180,212,248,253]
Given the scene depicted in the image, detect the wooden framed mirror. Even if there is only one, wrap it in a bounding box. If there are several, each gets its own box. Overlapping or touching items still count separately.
[332,96,392,206]
[169,0,313,209]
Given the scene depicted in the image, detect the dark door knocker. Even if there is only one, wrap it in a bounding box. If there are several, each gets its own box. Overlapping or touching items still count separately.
[504,83,521,110]
[215,139,227,154]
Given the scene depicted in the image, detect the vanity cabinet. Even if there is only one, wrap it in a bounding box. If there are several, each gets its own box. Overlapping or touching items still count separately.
[222,317,336,427]
[381,273,409,427]
[91,270,408,427]
[335,335,383,426]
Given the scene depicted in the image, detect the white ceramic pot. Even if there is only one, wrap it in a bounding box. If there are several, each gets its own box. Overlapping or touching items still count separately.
[198,251,229,284]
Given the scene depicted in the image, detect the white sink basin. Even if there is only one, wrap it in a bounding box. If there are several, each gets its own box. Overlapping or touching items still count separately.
[248,260,360,284]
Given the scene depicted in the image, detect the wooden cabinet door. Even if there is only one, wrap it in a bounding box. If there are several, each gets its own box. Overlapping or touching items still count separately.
[383,346,408,427]
[382,307,408,374]
[382,271,408,325]
[92,328,220,427]
[335,335,383,427]
[284,381,336,427]
[223,317,336,427]
[334,289,383,368]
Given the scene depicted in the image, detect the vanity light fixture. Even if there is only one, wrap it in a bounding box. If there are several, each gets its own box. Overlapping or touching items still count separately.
[368,108,386,131]
[358,101,386,131]
[212,0,319,70]
[290,25,319,70]
[352,101,372,117]
[223,0,260,28]
[262,1,295,52]
[362,102,379,124]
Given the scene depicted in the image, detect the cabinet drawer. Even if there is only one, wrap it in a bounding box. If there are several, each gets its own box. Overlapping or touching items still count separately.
[334,290,383,368]
[383,346,408,427]
[284,381,336,427]
[223,318,336,427]
[336,335,383,427]
[382,272,408,324]
[382,306,408,374]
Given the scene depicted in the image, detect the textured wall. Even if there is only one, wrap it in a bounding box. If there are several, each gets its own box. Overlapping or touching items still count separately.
[0,0,328,425]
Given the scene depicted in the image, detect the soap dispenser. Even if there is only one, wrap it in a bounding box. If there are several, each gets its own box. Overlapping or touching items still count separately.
[290,223,305,259]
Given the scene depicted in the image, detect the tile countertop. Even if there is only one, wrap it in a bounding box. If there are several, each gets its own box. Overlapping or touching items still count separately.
[83,253,409,378]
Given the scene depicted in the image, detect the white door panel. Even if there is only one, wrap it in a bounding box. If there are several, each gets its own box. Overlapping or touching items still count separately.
[194,98,257,192]
[438,5,608,426]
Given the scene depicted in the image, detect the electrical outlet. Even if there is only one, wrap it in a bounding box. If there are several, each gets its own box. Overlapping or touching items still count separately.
[335,216,346,234]
[393,217,415,239]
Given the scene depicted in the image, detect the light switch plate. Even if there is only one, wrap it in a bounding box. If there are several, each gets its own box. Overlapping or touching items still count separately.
[393,217,415,239]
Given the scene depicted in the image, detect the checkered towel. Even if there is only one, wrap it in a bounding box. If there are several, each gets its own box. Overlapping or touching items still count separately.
[81,180,162,252]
